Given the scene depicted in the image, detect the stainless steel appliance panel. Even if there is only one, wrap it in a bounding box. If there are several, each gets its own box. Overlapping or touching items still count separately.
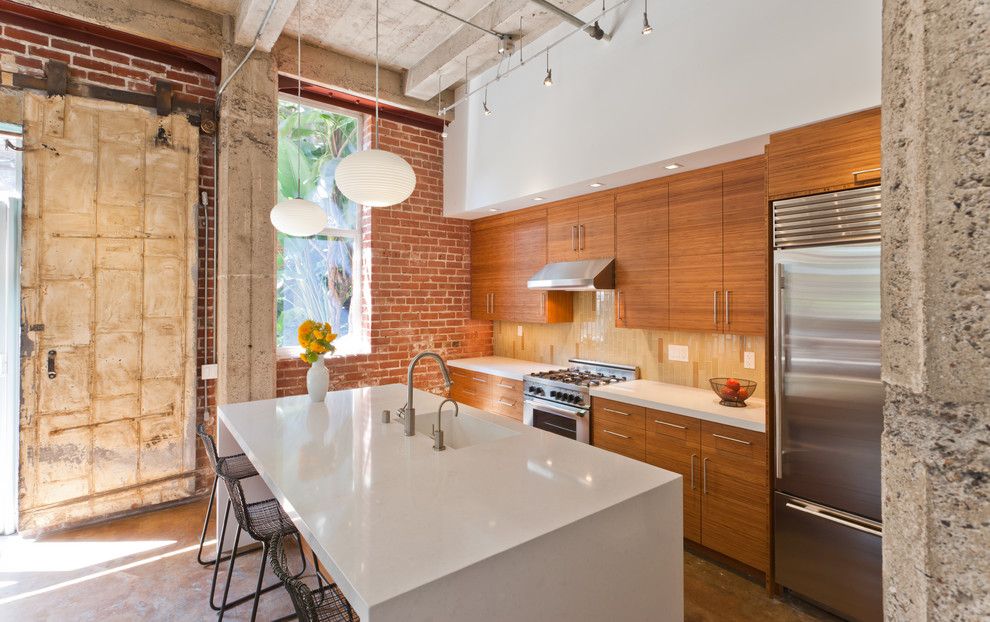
[774,243,882,520]
[775,492,882,621]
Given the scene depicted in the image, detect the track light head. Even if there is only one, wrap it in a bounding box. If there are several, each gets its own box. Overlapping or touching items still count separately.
[544,68,553,87]
[483,102,492,116]
[587,21,605,40]
[642,12,653,35]
[441,128,448,138]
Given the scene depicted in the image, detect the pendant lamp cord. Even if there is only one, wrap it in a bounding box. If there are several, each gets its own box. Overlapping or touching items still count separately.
[375,0,380,149]
[295,0,302,199]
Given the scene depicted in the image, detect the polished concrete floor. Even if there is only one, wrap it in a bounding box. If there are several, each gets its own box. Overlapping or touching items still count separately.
[0,498,837,621]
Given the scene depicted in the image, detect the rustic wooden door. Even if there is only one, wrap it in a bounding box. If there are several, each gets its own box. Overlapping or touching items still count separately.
[18,94,199,530]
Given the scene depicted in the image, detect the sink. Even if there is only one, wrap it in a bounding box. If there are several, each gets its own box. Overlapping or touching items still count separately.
[415,410,518,449]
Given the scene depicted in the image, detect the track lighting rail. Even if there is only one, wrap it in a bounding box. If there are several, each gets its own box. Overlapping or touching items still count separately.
[440,0,632,115]
[410,0,510,40]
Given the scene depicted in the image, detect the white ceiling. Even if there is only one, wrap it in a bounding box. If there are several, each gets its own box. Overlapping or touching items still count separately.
[178,0,599,100]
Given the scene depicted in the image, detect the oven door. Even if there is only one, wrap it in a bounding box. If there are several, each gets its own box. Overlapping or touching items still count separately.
[523,398,590,443]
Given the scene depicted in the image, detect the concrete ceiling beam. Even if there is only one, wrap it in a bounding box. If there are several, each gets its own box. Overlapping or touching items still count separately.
[273,34,456,119]
[13,0,223,56]
[233,0,300,52]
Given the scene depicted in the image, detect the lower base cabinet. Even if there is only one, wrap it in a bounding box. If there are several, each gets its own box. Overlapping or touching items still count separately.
[450,368,523,421]
[593,397,769,574]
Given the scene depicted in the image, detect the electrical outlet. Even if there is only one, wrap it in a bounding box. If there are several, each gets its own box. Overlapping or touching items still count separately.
[668,344,689,362]
[201,363,219,380]
[517,325,523,337]
[744,352,756,369]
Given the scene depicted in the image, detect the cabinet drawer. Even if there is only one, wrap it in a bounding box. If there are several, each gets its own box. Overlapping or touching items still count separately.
[491,376,522,392]
[592,419,646,461]
[593,397,646,429]
[491,385,523,421]
[450,383,488,410]
[451,368,493,392]
[701,421,767,466]
[646,409,701,445]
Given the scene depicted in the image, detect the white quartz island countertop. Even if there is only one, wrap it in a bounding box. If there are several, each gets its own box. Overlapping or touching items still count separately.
[590,380,767,432]
[447,355,565,380]
[218,384,682,622]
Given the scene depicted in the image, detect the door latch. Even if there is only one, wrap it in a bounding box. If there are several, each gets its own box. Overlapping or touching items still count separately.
[47,350,56,379]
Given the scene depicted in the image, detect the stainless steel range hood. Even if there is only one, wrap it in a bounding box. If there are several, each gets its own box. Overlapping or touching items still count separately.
[527,258,615,291]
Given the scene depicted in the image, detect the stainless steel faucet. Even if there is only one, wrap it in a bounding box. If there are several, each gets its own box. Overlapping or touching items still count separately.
[431,399,459,451]
[401,351,453,437]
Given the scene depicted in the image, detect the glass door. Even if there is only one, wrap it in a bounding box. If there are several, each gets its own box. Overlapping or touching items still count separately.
[0,124,22,535]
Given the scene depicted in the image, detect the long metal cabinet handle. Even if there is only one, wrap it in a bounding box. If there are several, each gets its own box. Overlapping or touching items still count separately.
[603,429,630,440]
[579,224,585,250]
[472,377,487,383]
[654,419,686,430]
[491,292,495,314]
[540,292,545,317]
[725,290,730,325]
[851,167,881,179]
[690,454,697,490]
[774,261,785,480]
[702,457,709,494]
[498,399,515,407]
[604,407,632,417]
[571,225,577,251]
[785,502,883,536]
[712,290,718,325]
[617,290,624,321]
[712,432,751,445]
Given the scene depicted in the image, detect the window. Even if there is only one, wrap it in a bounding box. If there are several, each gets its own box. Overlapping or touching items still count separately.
[275,97,363,353]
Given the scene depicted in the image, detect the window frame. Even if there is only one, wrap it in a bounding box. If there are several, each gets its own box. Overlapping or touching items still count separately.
[274,94,366,358]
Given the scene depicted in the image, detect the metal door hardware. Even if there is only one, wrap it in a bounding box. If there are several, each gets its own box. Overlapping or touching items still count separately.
[47,349,57,379]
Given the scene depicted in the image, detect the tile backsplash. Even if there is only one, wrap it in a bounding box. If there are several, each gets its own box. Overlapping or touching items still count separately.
[494,291,767,399]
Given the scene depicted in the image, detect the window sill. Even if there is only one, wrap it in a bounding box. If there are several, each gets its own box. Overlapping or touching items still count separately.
[276,335,370,361]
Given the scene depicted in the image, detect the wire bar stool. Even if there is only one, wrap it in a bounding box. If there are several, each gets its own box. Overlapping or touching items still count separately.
[216,472,308,622]
[196,423,259,567]
[269,533,356,622]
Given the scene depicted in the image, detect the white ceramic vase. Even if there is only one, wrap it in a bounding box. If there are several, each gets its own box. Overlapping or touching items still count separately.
[306,354,329,403]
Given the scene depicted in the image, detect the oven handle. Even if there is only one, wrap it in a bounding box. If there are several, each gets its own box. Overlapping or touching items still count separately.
[523,398,587,419]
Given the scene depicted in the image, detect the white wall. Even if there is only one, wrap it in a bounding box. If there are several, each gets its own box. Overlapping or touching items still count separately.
[444,0,881,217]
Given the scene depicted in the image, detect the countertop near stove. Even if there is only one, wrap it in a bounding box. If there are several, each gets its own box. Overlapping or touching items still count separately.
[218,384,682,621]
[590,380,767,433]
[447,355,565,381]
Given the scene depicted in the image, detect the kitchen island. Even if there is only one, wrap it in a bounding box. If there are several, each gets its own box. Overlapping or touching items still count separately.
[218,383,682,621]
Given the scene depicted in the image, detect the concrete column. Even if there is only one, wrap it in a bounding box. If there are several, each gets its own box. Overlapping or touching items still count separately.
[881,1,989,619]
[216,44,278,405]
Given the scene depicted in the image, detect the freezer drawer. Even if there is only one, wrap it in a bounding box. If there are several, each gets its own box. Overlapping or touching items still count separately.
[774,492,882,622]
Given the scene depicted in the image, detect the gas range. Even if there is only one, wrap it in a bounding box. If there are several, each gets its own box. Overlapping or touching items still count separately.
[523,359,640,411]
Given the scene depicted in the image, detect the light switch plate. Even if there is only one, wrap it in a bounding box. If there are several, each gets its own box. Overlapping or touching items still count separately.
[668,344,689,362]
[201,363,219,380]
[744,352,756,369]
[517,325,523,337]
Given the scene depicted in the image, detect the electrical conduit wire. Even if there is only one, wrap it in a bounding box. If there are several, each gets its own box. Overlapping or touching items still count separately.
[207,0,280,429]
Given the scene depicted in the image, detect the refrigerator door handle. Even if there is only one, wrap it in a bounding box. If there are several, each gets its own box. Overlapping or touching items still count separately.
[785,501,883,536]
[774,261,784,480]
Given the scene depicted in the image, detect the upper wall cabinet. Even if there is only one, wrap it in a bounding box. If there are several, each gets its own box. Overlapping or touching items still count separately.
[615,182,669,330]
[767,107,881,200]
[721,157,768,335]
[547,194,615,263]
[471,210,573,324]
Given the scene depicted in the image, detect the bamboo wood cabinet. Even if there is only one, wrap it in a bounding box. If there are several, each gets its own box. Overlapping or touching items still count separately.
[592,397,769,574]
[449,367,524,421]
[767,107,881,200]
[546,193,616,263]
[616,156,768,335]
[471,210,572,323]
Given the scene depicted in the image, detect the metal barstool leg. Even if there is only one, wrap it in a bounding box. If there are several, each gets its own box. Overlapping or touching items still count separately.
[295,533,308,577]
[197,475,220,565]
[209,499,233,611]
[249,541,269,622]
[217,525,243,622]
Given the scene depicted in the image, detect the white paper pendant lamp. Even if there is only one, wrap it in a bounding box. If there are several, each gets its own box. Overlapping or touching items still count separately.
[270,198,326,237]
[335,149,416,207]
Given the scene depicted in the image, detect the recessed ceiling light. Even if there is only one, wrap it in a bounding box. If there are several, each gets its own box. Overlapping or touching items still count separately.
[664,163,682,170]
[589,182,604,188]
[533,197,545,201]
[489,208,498,212]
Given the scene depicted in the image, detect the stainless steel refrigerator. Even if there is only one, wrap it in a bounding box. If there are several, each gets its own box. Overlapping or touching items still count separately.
[772,186,883,621]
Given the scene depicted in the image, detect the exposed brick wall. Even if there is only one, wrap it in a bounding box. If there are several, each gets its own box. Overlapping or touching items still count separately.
[2,19,219,497]
[276,117,493,396]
